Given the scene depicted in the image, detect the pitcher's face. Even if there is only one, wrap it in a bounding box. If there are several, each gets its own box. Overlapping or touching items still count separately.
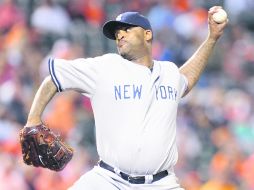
[115,26,148,61]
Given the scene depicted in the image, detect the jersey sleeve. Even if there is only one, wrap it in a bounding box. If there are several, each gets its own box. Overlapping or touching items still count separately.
[179,73,188,97]
[48,57,101,97]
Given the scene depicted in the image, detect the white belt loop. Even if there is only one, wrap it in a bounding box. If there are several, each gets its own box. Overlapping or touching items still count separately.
[145,175,153,184]
[114,167,121,176]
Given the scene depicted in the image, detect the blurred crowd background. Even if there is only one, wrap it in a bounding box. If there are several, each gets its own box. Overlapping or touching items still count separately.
[0,0,254,189]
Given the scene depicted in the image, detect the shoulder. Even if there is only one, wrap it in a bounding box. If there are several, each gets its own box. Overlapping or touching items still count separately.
[78,53,123,64]
[54,53,120,63]
[155,60,179,71]
[51,54,124,70]
[101,53,123,61]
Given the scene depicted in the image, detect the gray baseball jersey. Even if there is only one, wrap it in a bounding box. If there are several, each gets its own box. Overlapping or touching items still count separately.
[48,53,187,176]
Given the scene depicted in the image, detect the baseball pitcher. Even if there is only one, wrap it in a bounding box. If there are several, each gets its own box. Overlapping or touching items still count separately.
[20,6,228,190]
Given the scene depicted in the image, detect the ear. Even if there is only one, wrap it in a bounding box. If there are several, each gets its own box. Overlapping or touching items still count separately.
[145,30,153,41]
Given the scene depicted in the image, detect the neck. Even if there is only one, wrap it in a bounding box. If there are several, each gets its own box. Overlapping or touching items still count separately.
[128,46,153,69]
[120,44,153,68]
[132,55,153,69]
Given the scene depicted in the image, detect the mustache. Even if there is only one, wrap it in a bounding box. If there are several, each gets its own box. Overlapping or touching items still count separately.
[117,39,127,47]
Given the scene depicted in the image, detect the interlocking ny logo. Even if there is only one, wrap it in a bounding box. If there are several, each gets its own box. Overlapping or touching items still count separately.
[116,14,123,21]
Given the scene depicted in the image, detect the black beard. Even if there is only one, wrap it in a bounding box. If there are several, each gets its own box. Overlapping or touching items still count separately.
[120,53,133,61]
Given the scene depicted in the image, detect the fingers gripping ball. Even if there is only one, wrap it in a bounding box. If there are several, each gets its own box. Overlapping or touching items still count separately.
[212,8,227,24]
[20,124,73,171]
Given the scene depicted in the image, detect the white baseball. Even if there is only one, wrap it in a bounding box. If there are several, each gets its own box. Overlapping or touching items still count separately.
[212,8,227,23]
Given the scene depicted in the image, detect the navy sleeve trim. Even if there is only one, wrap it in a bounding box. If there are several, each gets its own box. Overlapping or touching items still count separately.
[48,58,63,92]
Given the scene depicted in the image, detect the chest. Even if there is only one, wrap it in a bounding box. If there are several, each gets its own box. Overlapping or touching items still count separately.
[96,63,180,102]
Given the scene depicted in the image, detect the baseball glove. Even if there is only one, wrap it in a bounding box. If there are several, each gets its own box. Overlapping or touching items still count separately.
[19,124,73,171]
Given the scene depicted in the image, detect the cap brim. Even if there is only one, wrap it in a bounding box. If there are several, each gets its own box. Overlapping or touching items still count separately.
[103,21,137,40]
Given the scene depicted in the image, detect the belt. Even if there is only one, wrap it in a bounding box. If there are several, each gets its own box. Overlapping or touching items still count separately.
[98,160,168,184]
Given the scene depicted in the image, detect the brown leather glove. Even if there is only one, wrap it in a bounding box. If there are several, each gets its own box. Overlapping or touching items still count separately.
[19,124,73,171]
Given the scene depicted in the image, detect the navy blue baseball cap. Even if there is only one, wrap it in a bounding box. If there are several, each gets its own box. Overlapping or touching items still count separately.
[103,12,152,40]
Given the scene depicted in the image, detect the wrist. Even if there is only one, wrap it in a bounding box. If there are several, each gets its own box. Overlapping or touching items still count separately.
[26,116,42,127]
[205,36,218,45]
